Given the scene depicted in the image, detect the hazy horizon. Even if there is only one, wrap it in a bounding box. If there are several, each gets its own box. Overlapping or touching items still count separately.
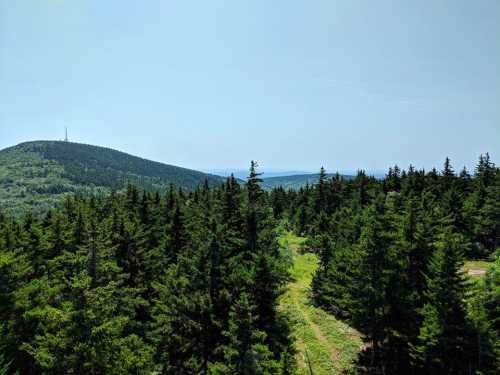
[1,1,499,172]
[1,139,489,177]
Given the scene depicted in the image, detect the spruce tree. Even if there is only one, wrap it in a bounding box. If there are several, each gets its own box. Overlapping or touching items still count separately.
[349,194,395,368]
[314,166,328,213]
[410,229,475,374]
[487,260,500,373]
[213,293,280,375]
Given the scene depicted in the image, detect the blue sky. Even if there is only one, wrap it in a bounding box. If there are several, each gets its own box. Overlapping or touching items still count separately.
[1,0,499,173]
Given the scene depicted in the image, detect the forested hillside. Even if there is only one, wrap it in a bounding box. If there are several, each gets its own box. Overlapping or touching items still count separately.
[0,141,224,215]
[0,156,498,374]
[261,173,353,190]
[272,156,500,374]
[0,162,294,374]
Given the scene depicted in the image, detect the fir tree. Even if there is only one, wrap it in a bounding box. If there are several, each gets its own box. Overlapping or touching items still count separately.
[410,229,475,374]
[213,293,280,375]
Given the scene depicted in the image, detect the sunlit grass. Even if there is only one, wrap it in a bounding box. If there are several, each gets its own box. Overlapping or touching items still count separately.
[463,260,492,278]
[279,232,361,375]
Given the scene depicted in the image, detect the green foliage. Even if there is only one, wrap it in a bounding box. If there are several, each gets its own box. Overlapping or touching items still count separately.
[410,229,476,373]
[0,141,225,216]
[0,162,293,374]
[1,148,499,374]
[261,173,353,190]
[0,353,11,375]
[480,251,500,370]
[279,232,361,374]
[273,154,499,374]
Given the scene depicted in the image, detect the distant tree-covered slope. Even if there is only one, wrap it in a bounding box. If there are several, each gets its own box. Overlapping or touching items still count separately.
[261,172,353,190]
[0,140,224,215]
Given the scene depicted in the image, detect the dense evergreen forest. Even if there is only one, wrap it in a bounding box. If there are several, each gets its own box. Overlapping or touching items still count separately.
[0,156,499,374]
[0,141,225,215]
[260,173,352,191]
[271,154,499,374]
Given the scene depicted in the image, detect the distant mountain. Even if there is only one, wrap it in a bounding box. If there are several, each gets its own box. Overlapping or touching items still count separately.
[207,169,312,180]
[261,173,354,190]
[0,141,225,215]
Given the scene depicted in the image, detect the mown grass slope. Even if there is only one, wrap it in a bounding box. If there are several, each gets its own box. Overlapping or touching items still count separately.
[278,232,361,374]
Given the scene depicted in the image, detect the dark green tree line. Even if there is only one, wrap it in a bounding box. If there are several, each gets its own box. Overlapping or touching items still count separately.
[0,163,294,374]
[274,154,499,374]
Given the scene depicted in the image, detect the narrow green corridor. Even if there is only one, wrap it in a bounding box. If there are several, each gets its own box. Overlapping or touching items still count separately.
[279,233,362,374]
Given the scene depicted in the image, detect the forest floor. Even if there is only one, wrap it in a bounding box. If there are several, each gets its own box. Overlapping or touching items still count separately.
[278,232,362,375]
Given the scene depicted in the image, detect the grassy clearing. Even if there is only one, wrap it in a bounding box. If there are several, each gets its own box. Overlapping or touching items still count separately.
[279,232,361,375]
[462,260,492,278]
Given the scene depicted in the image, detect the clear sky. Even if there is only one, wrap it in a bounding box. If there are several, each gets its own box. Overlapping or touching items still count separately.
[1,0,499,173]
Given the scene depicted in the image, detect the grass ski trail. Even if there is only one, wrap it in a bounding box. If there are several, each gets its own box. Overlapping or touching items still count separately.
[279,232,361,375]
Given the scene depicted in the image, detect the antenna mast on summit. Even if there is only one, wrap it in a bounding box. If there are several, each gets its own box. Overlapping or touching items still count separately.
[65,127,68,142]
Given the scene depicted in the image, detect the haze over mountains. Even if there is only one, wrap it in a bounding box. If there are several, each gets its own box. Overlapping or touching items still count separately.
[261,173,354,190]
[207,169,313,179]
